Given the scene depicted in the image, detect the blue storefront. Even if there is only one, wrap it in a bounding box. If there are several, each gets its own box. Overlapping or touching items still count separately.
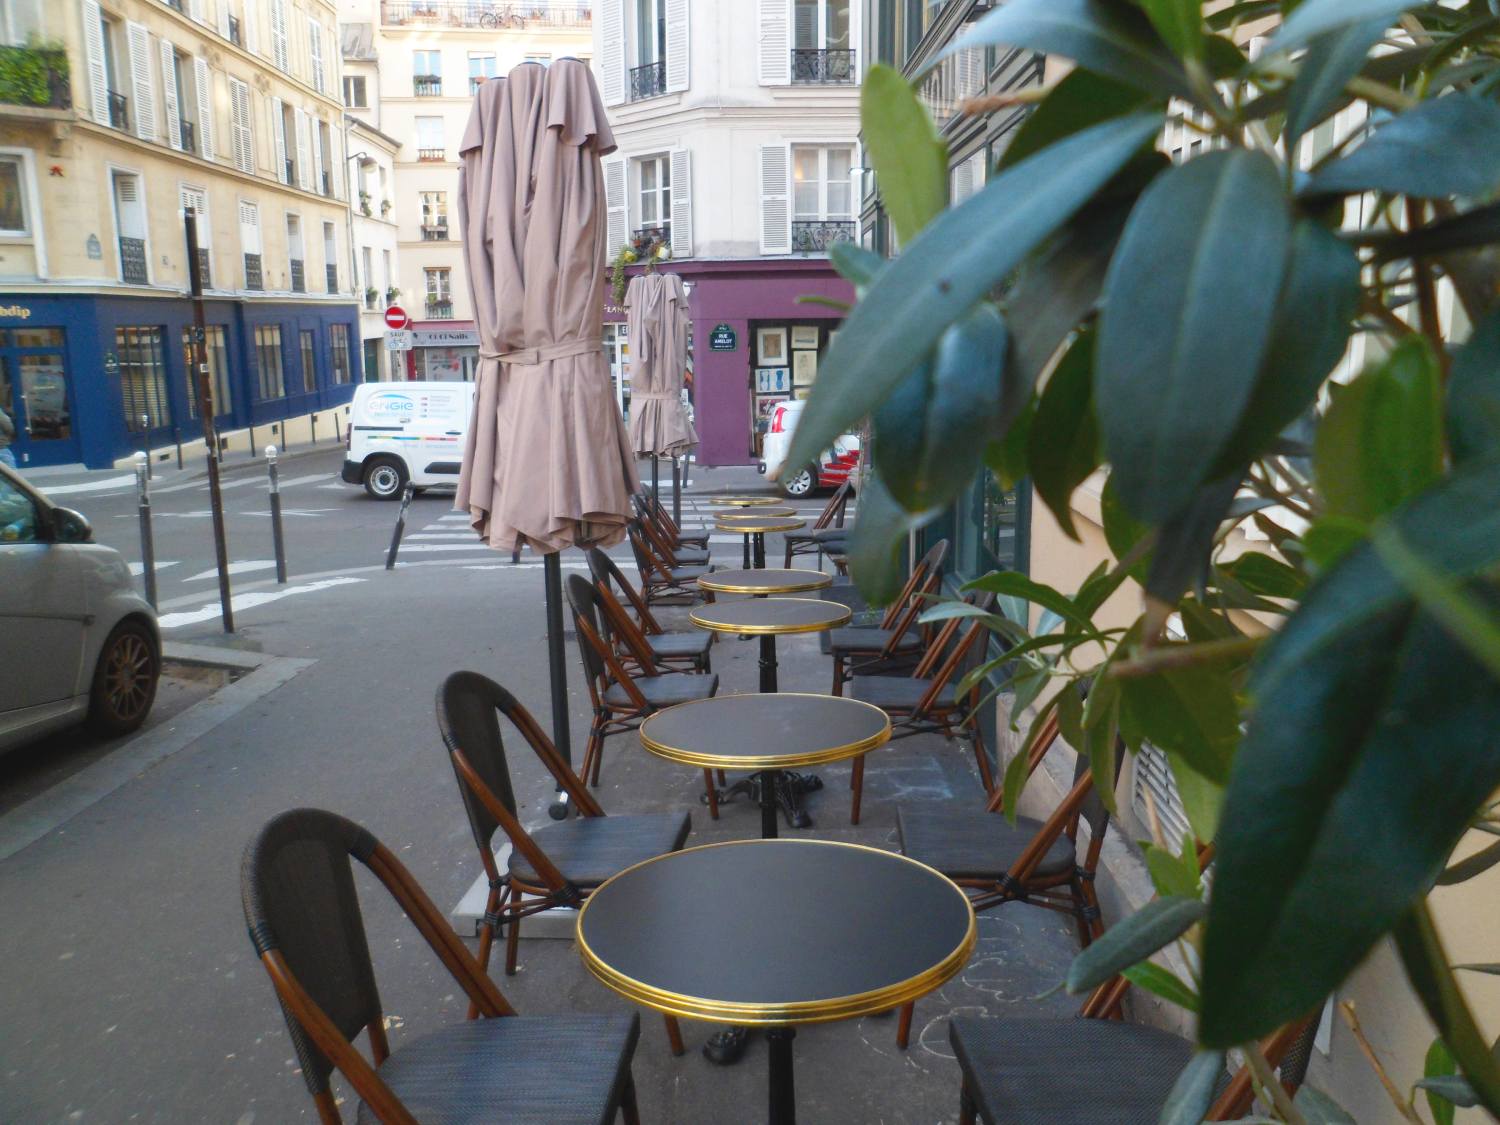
[0,294,363,469]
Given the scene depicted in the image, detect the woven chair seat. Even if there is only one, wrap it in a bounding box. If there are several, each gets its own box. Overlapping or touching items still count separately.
[604,672,718,709]
[661,564,712,583]
[508,812,692,886]
[813,526,850,543]
[849,675,958,712]
[898,805,1077,880]
[666,546,711,566]
[820,625,922,657]
[647,631,714,660]
[355,1013,641,1125]
[949,1017,1196,1124]
[674,531,710,547]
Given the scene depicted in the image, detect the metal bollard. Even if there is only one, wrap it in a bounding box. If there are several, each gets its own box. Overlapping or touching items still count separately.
[134,452,157,609]
[139,415,152,480]
[385,482,414,570]
[310,412,318,445]
[266,445,288,584]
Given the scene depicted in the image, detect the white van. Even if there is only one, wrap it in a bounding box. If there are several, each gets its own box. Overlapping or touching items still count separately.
[341,381,475,499]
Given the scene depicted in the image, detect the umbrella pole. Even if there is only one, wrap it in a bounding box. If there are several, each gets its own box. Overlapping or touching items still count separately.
[543,551,573,820]
[651,454,658,499]
[672,456,682,525]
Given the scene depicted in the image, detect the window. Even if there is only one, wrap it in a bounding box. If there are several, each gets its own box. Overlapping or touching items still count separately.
[382,248,393,290]
[637,154,670,231]
[181,325,231,418]
[420,191,448,239]
[343,74,367,108]
[329,324,351,385]
[286,214,305,292]
[525,54,551,66]
[636,0,665,66]
[0,156,29,236]
[0,473,40,542]
[239,199,262,289]
[115,327,172,430]
[111,171,149,285]
[299,329,317,392]
[254,325,284,399]
[415,117,444,161]
[469,52,496,94]
[425,268,452,317]
[792,145,852,220]
[414,49,442,95]
[323,221,337,291]
[792,0,853,81]
[308,19,327,94]
[2,1,44,48]
[180,185,211,286]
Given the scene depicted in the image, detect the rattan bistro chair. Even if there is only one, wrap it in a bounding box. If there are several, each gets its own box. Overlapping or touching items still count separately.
[632,495,711,567]
[627,522,714,606]
[825,538,950,694]
[566,574,723,813]
[586,548,713,673]
[636,490,710,549]
[783,480,853,568]
[438,672,692,1054]
[240,808,642,1125]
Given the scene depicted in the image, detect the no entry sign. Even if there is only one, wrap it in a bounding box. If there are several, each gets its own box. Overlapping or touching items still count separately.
[384,305,410,330]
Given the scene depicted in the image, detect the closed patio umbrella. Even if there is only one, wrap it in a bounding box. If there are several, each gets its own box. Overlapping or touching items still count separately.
[455,60,639,794]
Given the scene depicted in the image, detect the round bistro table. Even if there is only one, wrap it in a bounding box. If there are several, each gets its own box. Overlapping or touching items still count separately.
[711,495,783,507]
[715,505,798,519]
[640,693,889,839]
[714,514,806,569]
[577,839,976,1125]
[698,568,832,597]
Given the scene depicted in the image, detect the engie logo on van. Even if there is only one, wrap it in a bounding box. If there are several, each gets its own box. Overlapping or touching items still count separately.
[367,392,417,420]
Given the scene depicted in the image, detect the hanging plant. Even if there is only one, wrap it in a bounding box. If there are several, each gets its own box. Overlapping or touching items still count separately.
[609,229,670,302]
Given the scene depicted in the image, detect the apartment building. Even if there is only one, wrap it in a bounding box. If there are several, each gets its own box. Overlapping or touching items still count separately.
[0,0,361,468]
[338,0,592,382]
[595,0,862,466]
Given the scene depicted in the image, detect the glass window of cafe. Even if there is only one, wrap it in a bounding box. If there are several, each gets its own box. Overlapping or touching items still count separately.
[747,320,828,457]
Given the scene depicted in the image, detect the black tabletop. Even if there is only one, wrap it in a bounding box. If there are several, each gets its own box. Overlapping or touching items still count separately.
[715,515,806,533]
[577,840,975,1025]
[698,568,832,595]
[716,506,798,519]
[639,692,889,769]
[691,597,850,635]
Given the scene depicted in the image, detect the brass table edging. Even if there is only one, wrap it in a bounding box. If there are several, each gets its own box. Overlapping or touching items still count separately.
[714,519,805,534]
[697,570,833,595]
[689,598,851,636]
[638,693,891,770]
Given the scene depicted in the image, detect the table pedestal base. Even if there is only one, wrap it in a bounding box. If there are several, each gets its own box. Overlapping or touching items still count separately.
[768,1026,797,1125]
[706,769,822,834]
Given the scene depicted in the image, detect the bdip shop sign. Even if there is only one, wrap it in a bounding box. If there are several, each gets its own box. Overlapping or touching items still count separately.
[0,305,33,320]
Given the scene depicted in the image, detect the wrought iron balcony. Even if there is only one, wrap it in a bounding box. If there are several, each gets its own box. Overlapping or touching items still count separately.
[413,75,443,96]
[326,264,339,292]
[290,258,306,293]
[322,170,332,196]
[417,147,445,162]
[632,223,671,247]
[244,253,264,290]
[425,299,454,319]
[629,61,665,101]
[195,247,211,289]
[285,158,296,184]
[791,48,855,84]
[420,223,450,241]
[792,219,855,252]
[228,14,242,45]
[381,2,592,30]
[119,237,149,285]
[108,90,129,131]
[0,47,71,110]
[179,119,196,154]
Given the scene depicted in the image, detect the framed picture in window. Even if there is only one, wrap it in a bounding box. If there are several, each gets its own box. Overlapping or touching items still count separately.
[756,327,787,365]
[792,350,817,384]
[755,393,789,421]
[790,325,820,350]
[755,366,790,394]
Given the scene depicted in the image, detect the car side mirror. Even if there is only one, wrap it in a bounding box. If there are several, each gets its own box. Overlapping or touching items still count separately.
[51,507,93,544]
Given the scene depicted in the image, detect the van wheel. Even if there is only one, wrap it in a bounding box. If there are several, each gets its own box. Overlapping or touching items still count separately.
[364,456,408,500]
[88,619,159,736]
[781,465,816,499]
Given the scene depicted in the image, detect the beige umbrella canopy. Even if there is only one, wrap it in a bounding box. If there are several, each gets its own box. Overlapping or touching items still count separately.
[626,270,698,458]
[455,60,640,554]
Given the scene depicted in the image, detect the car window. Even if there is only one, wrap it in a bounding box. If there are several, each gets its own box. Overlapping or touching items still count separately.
[0,476,41,543]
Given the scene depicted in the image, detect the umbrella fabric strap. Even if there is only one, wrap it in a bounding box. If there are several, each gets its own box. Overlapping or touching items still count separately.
[484,339,602,365]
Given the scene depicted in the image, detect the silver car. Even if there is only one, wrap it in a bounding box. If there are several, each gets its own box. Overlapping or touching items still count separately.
[0,464,160,752]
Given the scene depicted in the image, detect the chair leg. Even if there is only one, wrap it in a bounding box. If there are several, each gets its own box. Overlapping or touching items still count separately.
[504,886,523,975]
[703,769,720,820]
[960,1079,979,1125]
[831,656,844,697]
[784,540,792,568]
[716,769,727,785]
[896,1001,914,1049]
[589,726,606,786]
[970,721,994,793]
[664,1014,686,1056]
[581,717,605,790]
[468,884,500,1020]
[619,1073,642,1125]
[850,754,864,825]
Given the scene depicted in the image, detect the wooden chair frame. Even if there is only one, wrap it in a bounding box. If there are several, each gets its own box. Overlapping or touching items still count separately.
[633,497,708,569]
[830,539,950,695]
[587,548,711,673]
[784,480,853,568]
[637,490,710,549]
[627,522,712,606]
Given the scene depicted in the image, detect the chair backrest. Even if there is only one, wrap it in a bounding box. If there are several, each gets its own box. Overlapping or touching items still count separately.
[813,481,853,531]
[627,521,672,583]
[880,537,950,631]
[565,573,651,710]
[911,592,997,713]
[587,547,663,633]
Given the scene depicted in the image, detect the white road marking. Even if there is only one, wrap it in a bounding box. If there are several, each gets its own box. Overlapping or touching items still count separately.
[407,532,481,540]
[156,577,365,629]
[235,508,338,517]
[460,562,592,571]
[393,542,504,553]
[31,475,135,496]
[112,510,215,519]
[128,561,178,576]
[184,560,277,581]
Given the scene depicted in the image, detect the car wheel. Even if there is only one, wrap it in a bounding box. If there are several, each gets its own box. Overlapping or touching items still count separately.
[781,465,816,499]
[88,619,159,736]
[363,456,408,500]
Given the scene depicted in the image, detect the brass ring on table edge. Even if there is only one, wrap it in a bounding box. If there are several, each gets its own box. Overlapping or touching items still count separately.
[575,839,977,1026]
[689,601,852,635]
[697,573,832,595]
[713,520,805,534]
[638,694,890,769]
[714,508,796,519]
[710,496,781,506]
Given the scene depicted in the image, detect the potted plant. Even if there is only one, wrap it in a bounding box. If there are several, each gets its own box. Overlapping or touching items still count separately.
[358,190,372,218]
[364,285,378,306]
[385,285,400,304]
[609,230,670,303]
[380,198,392,217]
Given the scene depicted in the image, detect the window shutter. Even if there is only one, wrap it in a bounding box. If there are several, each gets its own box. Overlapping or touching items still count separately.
[180,186,209,246]
[81,0,110,125]
[604,154,627,262]
[244,2,259,55]
[665,0,689,93]
[189,0,206,22]
[160,41,182,150]
[669,147,692,258]
[230,78,253,173]
[950,159,972,205]
[270,0,288,72]
[308,20,325,93]
[194,58,215,160]
[271,96,287,183]
[759,143,791,254]
[1132,743,1193,849]
[217,0,231,41]
[239,200,260,254]
[849,0,861,82]
[600,0,624,107]
[311,120,325,195]
[758,0,790,86]
[126,22,157,142]
[329,125,344,200]
[294,108,313,191]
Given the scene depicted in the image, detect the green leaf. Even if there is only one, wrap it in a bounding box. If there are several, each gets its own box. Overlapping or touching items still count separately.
[1448,310,1500,466]
[1301,514,1367,572]
[1000,67,1158,172]
[1119,662,1240,785]
[1371,522,1500,681]
[1198,458,1500,1048]
[782,112,1163,481]
[1271,0,1420,55]
[1219,552,1307,600]
[1159,1051,1224,1125]
[1100,474,1153,585]
[1144,474,1242,608]
[1303,95,1500,200]
[963,570,1098,632]
[1138,0,1202,60]
[1097,149,1291,523]
[1123,961,1200,1013]
[1083,673,1123,815]
[935,0,1191,99]
[1424,1036,1459,1125]
[1066,895,1207,993]
[1211,221,1361,478]
[986,393,1035,490]
[1458,963,1500,975]
[828,241,885,291]
[1436,839,1500,885]
[1145,842,1201,898]
[1028,331,1101,541]
[1165,751,1223,842]
[1293,1085,1358,1124]
[1416,1075,1481,1110]
[861,65,948,246]
[875,304,1008,512]
[846,472,937,605]
[1284,19,1392,152]
[1314,337,1444,524]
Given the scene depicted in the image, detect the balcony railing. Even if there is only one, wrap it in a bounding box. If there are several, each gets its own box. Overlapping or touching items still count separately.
[285,158,296,184]
[322,170,332,196]
[425,299,454,319]
[0,46,71,110]
[119,237,149,284]
[245,252,263,290]
[179,119,196,155]
[228,14,242,45]
[290,258,306,293]
[413,75,443,96]
[629,60,665,101]
[417,147,446,162]
[792,219,855,253]
[326,264,339,292]
[792,48,855,83]
[633,223,671,247]
[108,90,129,131]
[195,247,211,289]
[420,223,450,241]
[380,2,592,30]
